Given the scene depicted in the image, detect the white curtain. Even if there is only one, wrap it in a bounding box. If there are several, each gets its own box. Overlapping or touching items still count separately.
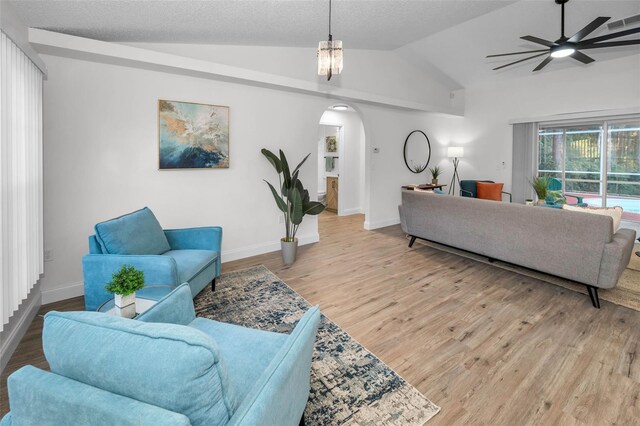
[0,31,44,332]
[511,122,538,204]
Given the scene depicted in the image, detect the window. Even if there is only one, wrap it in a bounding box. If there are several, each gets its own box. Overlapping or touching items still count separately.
[538,118,640,222]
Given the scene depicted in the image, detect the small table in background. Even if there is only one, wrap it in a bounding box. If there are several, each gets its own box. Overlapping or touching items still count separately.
[402,183,447,191]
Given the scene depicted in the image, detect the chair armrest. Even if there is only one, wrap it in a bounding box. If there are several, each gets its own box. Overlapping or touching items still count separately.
[460,189,473,197]
[137,283,196,325]
[501,191,512,202]
[229,306,321,426]
[565,194,584,204]
[6,366,191,426]
[164,226,222,251]
[82,254,179,311]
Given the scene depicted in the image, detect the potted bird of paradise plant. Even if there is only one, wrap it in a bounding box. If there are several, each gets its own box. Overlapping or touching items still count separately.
[262,149,325,265]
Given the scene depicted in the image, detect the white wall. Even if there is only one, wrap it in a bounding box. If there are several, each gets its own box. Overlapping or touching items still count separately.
[126,43,456,111]
[319,109,365,215]
[39,54,331,303]
[446,54,640,193]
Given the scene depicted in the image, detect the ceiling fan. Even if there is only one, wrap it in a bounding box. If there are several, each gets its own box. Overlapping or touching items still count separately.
[488,0,640,72]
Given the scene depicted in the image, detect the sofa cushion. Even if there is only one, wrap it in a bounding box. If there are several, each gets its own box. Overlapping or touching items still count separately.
[162,249,218,283]
[189,318,287,400]
[95,207,170,255]
[562,204,623,233]
[476,182,503,201]
[43,311,238,426]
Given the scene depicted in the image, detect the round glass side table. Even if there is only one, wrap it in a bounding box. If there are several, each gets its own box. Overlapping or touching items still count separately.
[96,285,173,317]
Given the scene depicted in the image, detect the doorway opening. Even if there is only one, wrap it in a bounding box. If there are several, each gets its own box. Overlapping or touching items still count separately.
[317,105,366,217]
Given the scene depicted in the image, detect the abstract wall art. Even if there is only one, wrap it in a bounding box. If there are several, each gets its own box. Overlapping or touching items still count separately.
[159,99,229,169]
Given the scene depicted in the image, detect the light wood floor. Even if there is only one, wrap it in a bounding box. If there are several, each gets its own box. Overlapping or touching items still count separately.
[2,213,640,424]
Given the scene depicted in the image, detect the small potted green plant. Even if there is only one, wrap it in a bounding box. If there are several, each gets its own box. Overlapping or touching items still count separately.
[530,176,550,205]
[104,265,145,318]
[429,166,442,185]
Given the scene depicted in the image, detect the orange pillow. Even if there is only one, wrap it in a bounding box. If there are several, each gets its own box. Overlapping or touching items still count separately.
[476,182,503,201]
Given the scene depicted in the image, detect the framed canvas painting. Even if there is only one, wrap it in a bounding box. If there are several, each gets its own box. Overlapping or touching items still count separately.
[158,99,229,169]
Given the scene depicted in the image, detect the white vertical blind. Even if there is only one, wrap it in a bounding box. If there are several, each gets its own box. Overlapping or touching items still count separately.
[0,31,44,332]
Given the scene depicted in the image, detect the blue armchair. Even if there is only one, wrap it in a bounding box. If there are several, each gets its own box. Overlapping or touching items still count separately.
[544,177,588,208]
[82,207,222,311]
[1,284,321,426]
[460,180,512,202]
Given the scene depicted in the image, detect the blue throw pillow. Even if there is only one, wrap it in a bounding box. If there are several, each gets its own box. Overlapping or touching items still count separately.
[94,207,171,255]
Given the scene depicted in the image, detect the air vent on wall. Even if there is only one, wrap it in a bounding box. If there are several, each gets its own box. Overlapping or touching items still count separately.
[607,14,640,31]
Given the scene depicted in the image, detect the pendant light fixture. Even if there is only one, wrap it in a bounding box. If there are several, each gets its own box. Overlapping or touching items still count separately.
[317,0,343,81]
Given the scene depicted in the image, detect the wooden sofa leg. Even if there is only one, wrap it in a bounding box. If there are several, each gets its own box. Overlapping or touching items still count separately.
[211,278,216,293]
[586,285,600,309]
[408,236,417,248]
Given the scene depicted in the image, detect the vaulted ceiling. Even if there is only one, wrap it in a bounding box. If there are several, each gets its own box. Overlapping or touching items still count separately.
[7,0,513,49]
[8,0,640,89]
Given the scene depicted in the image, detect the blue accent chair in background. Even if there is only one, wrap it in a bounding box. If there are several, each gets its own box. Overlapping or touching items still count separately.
[1,284,321,426]
[460,180,512,202]
[82,207,222,311]
[544,177,588,208]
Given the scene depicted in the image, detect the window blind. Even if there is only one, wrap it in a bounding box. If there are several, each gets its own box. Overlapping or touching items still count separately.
[0,31,44,332]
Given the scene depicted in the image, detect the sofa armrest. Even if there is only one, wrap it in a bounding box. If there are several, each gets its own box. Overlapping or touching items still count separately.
[460,189,473,197]
[597,228,636,289]
[164,227,222,251]
[229,306,321,426]
[6,366,191,426]
[137,283,196,325]
[82,254,179,311]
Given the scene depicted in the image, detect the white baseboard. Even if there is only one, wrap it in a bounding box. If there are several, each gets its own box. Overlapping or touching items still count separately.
[221,232,320,263]
[37,233,321,305]
[1,288,42,373]
[339,207,363,216]
[364,217,400,230]
[41,280,84,305]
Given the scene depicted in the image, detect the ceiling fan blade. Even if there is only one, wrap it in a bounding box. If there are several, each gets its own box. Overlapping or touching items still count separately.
[570,51,595,64]
[579,40,640,49]
[521,36,557,47]
[493,52,549,71]
[580,27,640,45]
[486,49,548,58]
[568,17,610,43]
[533,56,553,72]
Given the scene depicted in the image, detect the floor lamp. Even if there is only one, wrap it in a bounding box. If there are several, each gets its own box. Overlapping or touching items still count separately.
[447,147,464,195]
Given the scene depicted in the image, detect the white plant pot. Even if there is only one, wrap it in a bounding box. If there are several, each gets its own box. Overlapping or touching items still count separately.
[281,238,299,266]
[114,292,136,318]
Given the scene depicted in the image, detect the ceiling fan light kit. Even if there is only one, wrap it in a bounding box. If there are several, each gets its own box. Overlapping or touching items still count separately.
[488,0,640,72]
[318,0,343,81]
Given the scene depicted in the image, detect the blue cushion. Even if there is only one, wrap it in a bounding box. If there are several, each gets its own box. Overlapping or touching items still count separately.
[460,180,477,197]
[433,188,445,194]
[162,249,218,283]
[94,207,170,255]
[189,318,287,400]
[43,311,238,426]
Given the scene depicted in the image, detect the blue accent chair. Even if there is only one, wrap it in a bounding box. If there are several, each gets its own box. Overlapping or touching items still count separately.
[460,180,512,202]
[82,207,222,311]
[544,177,588,208]
[1,284,321,426]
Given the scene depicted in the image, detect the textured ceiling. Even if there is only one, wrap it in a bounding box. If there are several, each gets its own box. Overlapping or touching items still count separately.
[397,0,640,88]
[7,0,514,50]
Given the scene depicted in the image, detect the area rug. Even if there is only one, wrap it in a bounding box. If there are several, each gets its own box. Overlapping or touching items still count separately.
[415,239,640,312]
[193,266,440,425]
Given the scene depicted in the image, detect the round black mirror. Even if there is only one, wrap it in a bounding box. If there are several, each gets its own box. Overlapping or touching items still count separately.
[403,130,431,174]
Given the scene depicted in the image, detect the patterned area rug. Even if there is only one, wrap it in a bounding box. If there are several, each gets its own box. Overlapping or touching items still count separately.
[193,266,440,425]
[416,239,640,311]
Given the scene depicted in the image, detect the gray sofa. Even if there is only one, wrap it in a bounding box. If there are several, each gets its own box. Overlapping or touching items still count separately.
[399,190,637,308]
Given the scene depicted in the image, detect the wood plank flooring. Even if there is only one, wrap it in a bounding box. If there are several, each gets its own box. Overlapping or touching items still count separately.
[2,213,640,424]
